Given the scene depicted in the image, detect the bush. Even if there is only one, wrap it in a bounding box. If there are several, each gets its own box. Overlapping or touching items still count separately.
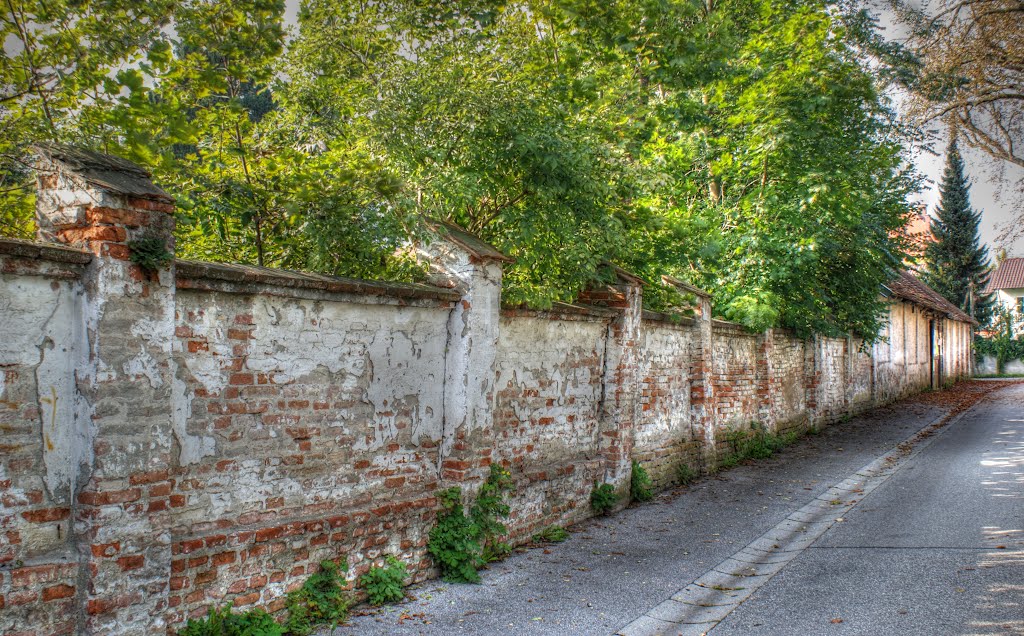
[590,482,618,515]
[359,555,407,606]
[630,460,653,502]
[284,560,351,636]
[178,603,283,636]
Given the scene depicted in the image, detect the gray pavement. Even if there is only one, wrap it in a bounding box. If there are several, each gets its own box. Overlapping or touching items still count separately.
[714,382,1024,636]
[330,383,1022,636]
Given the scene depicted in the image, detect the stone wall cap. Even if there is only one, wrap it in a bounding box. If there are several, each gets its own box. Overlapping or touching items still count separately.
[661,274,710,298]
[425,219,514,263]
[712,318,757,334]
[642,309,697,326]
[175,259,461,302]
[32,143,174,204]
[0,237,93,264]
[502,301,619,318]
[604,262,647,287]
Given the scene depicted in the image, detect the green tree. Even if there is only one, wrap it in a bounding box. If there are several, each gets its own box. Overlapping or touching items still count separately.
[0,0,174,237]
[923,141,994,324]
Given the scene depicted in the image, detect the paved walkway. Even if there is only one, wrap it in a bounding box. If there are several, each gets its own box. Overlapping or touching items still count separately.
[331,381,1021,636]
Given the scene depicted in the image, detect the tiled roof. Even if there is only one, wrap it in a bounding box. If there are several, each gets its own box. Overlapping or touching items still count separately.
[886,270,976,324]
[32,143,173,203]
[983,257,1024,293]
[425,219,514,263]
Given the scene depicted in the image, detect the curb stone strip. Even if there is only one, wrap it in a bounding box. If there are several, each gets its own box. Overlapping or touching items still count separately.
[616,409,970,636]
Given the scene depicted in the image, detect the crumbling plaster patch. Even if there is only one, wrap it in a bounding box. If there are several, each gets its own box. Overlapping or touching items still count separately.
[0,276,92,502]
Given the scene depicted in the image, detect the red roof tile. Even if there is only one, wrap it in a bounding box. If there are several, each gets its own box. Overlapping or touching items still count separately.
[983,258,1024,293]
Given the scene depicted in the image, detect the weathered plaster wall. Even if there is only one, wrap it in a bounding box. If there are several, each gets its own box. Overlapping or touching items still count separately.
[166,284,454,624]
[0,244,91,636]
[492,309,607,538]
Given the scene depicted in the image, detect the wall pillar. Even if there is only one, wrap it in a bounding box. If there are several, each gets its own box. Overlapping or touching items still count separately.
[804,335,823,427]
[33,145,176,635]
[417,220,510,487]
[662,277,716,471]
[579,268,644,496]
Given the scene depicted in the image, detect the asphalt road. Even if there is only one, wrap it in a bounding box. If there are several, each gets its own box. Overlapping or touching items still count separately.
[332,382,1022,636]
[713,381,1024,636]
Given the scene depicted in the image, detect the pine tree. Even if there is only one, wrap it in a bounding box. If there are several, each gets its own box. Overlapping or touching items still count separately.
[923,141,995,324]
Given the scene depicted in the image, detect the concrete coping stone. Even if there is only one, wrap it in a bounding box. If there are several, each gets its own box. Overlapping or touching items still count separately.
[711,319,757,335]
[641,309,698,327]
[175,258,461,304]
[0,237,93,265]
[500,301,620,321]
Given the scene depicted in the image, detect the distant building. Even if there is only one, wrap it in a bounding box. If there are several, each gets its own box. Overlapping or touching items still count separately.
[983,257,1024,333]
[903,207,933,262]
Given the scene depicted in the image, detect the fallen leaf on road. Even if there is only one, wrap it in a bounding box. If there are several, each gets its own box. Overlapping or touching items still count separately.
[831,618,844,624]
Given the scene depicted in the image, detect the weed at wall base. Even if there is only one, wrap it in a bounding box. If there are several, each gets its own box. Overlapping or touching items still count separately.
[630,460,653,502]
[359,555,408,606]
[427,464,514,583]
[178,603,283,636]
[590,482,618,515]
[284,559,351,636]
[675,463,698,486]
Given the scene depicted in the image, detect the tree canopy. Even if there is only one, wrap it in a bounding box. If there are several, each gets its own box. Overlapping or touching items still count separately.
[0,0,921,340]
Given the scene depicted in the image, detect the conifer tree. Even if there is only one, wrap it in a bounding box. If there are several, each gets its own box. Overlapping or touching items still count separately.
[924,141,994,324]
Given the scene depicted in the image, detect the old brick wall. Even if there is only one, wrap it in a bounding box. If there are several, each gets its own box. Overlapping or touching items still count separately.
[165,272,456,624]
[492,308,609,539]
[766,332,808,432]
[633,317,699,488]
[710,322,760,442]
[0,147,978,635]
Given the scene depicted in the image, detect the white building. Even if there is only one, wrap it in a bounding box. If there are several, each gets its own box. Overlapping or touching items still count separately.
[984,257,1024,334]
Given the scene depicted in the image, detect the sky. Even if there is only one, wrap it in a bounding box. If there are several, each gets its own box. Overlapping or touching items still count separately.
[872,5,1024,259]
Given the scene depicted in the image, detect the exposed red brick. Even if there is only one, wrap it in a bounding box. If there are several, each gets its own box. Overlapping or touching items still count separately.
[20,507,69,523]
[41,584,75,602]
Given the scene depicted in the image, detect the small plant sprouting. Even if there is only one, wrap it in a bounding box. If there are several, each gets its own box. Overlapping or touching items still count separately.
[630,460,653,502]
[284,559,351,636]
[178,603,283,636]
[472,463,513,563]
[359,555,408,606]
[127,232,173,272]
[531,525,569,544]
[428,487,482,583]
[676,463,698,486]
[590,482,618,515]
